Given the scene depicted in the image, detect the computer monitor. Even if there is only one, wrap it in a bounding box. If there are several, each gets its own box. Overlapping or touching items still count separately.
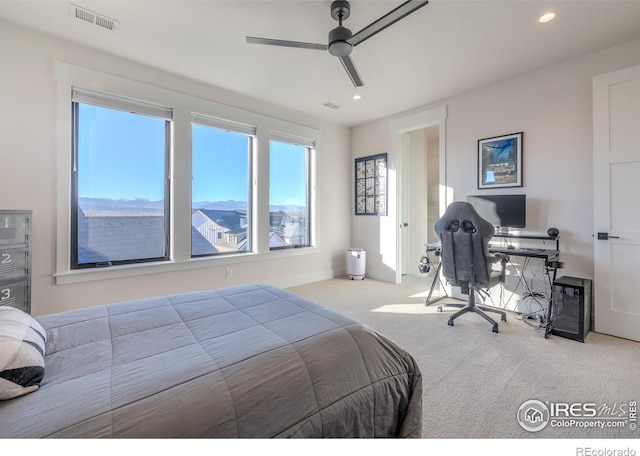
[466,194,526,231]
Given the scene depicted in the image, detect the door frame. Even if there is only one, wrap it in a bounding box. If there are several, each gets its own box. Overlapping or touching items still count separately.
[391,105,448,284]
[399,133,411,275]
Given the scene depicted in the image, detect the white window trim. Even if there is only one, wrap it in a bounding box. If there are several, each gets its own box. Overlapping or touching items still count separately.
[268,132,317,250]
[191,112,257,258]
[54,62,319,285]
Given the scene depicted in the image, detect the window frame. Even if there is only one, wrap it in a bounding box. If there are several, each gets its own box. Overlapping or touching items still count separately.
[70,90,173,269]
[190,114,256,258]
[54,62,320,285]
[268,134,315,251]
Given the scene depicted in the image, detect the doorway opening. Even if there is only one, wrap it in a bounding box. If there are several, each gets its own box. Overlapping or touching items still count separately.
[391,105,448,285]
[399,126,441,280]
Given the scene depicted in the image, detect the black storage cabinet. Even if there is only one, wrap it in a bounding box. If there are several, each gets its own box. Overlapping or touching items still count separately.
[550,276,592,343]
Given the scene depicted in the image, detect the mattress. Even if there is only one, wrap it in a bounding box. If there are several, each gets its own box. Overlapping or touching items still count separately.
[0,284,422,438]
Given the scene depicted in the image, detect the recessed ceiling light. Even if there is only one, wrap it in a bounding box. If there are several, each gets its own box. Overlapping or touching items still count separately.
[353,94,361,100]
[539,12,556,23]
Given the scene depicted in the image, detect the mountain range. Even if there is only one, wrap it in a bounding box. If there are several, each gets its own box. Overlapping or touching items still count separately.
[79,197,304,214]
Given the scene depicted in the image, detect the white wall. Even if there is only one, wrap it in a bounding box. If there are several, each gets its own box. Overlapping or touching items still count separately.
[351,118,399,281]
[351,37,640,283]
[0,22,351,316]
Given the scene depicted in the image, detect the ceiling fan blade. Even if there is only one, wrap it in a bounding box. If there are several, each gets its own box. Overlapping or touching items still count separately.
[246,36,328,51]
[348,0,429,47]
[339,55,364,87]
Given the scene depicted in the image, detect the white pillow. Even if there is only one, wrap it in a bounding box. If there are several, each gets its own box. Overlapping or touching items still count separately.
[0,306,47,400]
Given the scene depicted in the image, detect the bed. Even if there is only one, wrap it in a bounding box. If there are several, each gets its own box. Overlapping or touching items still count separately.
[0,283,422,438]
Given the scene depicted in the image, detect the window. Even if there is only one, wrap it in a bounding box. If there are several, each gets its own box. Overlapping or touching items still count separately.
[269,135,314,249]
[191,115,255,257]
[71,89,171,269]
[55,62,321,284]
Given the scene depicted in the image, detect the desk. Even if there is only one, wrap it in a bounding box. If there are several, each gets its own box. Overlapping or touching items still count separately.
[489,232,562,283]
[489,247,560,280]
[489,247,558,258]
[422,243,448,305]
[423,233,563,307]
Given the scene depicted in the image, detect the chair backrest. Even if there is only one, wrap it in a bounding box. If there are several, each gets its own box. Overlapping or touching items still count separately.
[434,201,495,287]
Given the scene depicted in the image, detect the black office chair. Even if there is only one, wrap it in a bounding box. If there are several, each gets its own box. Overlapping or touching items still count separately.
[434,201,509,333]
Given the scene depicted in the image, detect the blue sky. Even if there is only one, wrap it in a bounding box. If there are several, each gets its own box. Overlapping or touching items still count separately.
[77,104,165,200]
[77,104,307,207]
[192,124,248,202]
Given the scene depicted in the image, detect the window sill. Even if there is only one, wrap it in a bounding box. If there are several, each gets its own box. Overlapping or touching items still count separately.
[54,246,318,285]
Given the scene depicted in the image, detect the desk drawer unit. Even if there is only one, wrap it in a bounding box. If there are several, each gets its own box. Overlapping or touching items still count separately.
[0,210,31,314]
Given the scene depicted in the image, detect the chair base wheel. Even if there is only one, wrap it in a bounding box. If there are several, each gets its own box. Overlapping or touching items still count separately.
[448,318,454,326]
[492,325,499,333]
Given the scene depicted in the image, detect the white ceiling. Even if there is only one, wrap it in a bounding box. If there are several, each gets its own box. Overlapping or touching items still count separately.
[2,0,640,127]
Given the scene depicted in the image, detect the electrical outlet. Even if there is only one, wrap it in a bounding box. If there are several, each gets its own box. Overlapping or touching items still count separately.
[226,268,232,279]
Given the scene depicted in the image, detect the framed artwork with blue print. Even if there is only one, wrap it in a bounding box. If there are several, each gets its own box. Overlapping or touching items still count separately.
[478,132,523,189]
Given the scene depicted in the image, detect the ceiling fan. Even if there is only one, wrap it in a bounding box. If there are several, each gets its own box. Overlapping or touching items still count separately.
[246,0,429,88]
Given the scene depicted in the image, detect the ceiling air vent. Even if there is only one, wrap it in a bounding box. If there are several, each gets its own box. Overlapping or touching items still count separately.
[321,101,341,110]
[69,3,119,31]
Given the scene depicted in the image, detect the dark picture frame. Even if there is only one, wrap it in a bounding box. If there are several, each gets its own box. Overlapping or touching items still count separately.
[355,153,387,215]
[478,132,523,189]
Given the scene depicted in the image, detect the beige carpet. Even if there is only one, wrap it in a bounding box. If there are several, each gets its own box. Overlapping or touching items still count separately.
[288,275,640,440]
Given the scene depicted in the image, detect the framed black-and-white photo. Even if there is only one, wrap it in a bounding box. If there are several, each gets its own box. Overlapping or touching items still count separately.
[478,132,523,189]
[355,153,387,215]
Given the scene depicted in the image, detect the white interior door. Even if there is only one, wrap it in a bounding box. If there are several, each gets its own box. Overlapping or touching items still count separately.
[593,64,640,342]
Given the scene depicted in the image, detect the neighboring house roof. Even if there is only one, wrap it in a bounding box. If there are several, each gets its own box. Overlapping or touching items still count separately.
[77,245,110,264]
[78,214,219,260]
[77,208,301,262]
[197,209,246,230]
[191,225,217,255]
[269,231,288,248]
[77,214,166,262]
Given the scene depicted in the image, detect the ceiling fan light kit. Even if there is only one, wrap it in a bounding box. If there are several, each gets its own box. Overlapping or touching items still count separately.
[246,0,429,88]
[328,25,353,58]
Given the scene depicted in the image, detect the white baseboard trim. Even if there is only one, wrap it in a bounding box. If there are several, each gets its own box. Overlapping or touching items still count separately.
[269,268,347,289]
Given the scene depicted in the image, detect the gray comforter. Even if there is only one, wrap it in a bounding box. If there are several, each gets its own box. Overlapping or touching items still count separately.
[0,284,422,438]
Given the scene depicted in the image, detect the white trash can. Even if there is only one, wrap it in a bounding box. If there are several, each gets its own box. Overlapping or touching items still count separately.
[347,248,366,280]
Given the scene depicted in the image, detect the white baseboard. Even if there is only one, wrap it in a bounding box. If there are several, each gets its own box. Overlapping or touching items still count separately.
[269,267,347,289]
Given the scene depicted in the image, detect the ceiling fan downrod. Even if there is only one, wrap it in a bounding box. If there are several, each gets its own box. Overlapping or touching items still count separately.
[328,1,353,57]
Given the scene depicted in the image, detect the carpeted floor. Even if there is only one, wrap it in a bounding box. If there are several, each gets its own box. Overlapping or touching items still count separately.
[288,275,640,440]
